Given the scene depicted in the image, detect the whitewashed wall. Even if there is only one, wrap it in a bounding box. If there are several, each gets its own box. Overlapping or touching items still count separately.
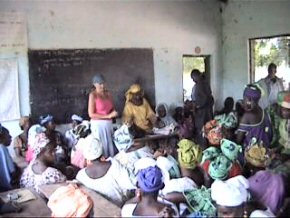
[0,0,222,137]
[221,0,290,102]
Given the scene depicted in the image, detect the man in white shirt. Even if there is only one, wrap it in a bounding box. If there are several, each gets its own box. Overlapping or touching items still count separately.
[256,63,284,109]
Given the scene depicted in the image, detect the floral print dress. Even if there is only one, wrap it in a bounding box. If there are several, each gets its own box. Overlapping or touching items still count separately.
[20,160,66,193]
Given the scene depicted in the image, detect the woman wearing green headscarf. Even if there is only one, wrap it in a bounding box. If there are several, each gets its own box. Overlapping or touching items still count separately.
[201,139,243,184]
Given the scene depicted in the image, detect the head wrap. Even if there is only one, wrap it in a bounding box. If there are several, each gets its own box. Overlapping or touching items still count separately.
[220,139,242,161]
[156,156,174,184]
[30,132,50,157]
[184,186,216,216]
[211,175,249,207]
[113,124,134,152]
[155,103,177,127]
[215,112,238,129]
[280,91,290,109]
[92,74,105,84]
[245,144,267,168]
[178,139,202,169]
[201,147,221,164]
[40,114,54,126]
[19,116,30,128]
[71,114,83,123]
[134,157,156,175]
[137,166,164,193]
[73,120,91,139]
[28,124,46,148]
[248,170,285,214]
[209,155,232,180]
[203,120,222,146]
[243,85,261,102]
[125,84,143,103]
[82,135,103,161]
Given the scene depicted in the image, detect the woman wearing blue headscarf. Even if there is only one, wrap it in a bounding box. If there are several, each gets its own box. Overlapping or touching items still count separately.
[121,166,178,217]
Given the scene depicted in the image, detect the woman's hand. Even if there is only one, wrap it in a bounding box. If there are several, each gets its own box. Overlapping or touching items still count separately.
[108,110,118,119]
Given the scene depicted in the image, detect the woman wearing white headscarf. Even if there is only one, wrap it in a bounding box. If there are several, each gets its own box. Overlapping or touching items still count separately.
[76,136,135,207]
[211,175,275,217]
[156,103,177,127]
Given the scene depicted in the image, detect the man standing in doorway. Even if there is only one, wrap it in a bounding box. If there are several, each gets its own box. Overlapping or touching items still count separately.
[256,63,284,109]
[191,69,214,149]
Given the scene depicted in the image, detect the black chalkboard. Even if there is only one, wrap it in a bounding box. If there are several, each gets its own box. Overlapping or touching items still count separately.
[28,49,155,124]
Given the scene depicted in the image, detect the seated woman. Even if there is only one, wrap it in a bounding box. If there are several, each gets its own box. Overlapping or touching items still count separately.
[76,137,136,207]
[0,124,20,192]
[122,84,157,134]
[155,103,177,128]
[268,91,290,154]
[211,175,275,217]
[20,133,66,193]
[201,139,243,185]
[176,139,204,187]
[122,166,178,217]
[248,170,285,216]
[12,116,31,167]
[40,115,68,165]
[64,114,83,152]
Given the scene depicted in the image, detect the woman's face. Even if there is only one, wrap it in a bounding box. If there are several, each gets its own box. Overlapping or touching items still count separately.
[23,119,32,131]
[280,107,290,119]
[0,129,12,146]
[46,121,56,131]
[94,83,105,93]
[157,105,166,118]
[217,205,243,218]
[43,145,56,164]
[243,96,257,111]
[131,91,143,106]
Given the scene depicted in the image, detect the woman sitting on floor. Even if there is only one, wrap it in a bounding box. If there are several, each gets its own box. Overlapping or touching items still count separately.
[122,166,178,217]
[211,175,275,217]
[20,133,66,193]
[12,116,31,168]
[76,136,136,207]
[0,124,20,192]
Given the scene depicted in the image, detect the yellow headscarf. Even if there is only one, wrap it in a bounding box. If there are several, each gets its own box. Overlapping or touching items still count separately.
[178,139,202,169]
[125,84,143,103]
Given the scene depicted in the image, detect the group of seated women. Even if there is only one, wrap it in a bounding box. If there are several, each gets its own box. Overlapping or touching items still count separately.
[1,75,290,217]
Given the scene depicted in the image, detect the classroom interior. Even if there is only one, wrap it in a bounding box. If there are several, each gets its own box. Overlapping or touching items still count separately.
[1,0,290,217]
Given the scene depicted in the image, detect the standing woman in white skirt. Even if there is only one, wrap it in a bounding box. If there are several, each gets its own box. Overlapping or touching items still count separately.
[88,74,118,158]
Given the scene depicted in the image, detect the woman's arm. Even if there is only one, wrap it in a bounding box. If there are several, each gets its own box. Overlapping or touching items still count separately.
[88,92,116,119]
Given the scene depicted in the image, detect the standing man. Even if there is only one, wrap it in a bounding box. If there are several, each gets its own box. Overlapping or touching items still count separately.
[191,69,214,148]
[256,63,284,109]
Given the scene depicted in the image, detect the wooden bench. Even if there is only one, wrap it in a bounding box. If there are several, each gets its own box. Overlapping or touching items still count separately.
[38,183,121,217]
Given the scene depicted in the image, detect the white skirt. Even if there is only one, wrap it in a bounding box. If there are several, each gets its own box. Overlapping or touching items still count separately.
[90,119,116,158]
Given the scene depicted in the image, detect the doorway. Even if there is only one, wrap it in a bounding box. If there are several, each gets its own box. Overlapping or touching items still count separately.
[182,55,210,101]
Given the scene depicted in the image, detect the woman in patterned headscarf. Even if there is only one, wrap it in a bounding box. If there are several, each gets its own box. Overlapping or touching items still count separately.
[20,134,66,193]
[122,84,157,133]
